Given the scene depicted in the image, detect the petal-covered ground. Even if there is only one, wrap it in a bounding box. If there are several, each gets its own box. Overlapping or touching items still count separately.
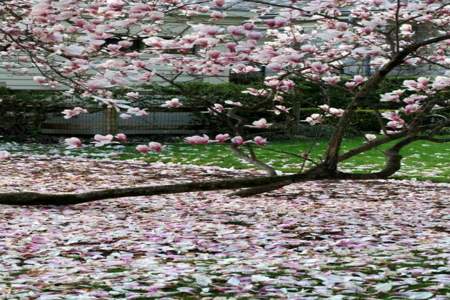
[0,156,449,299]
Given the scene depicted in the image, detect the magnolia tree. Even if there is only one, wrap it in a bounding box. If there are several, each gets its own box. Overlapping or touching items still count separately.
[0,0,449,205]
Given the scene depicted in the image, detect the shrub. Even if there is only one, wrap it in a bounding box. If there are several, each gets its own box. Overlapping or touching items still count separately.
[1,76,439,137]
[0,87,82,136]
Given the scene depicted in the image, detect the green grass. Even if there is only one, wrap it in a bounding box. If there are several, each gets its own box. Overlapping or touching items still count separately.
[2,137,449,182]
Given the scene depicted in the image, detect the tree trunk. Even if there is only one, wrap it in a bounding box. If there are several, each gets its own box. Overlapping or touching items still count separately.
[0,170,325,206]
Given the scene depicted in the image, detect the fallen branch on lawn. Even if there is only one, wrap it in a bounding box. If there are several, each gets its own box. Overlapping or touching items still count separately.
[1,133,447,206]
[0,171,322,206]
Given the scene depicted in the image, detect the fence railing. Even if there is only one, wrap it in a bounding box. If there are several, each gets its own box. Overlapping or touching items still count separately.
[40,107,204,135]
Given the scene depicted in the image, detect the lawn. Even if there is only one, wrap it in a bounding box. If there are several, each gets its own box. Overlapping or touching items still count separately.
[1,137,449,299]
[1,156,449,299]
[1,137,449,182]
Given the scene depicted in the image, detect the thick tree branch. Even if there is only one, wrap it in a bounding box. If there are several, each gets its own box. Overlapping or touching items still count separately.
[0,173,311,206]
[337,136,420,179]
[229,180,293,197]
[395,0,402,54]
[230,144,277,176]
[338,132,407,162]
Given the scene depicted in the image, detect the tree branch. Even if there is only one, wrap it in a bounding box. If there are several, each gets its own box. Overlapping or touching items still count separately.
[230,144,277,176]
[338,136,419,179]
[338,132,407,162]
[0,173,311,206]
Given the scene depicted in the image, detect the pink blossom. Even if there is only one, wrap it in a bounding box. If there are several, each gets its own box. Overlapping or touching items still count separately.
[265,17,288,28]
[300,44,316,53]
[127,107,148,116]
[149,11,164,21]
[404,103,421,115]
[93,134,114,147]
[403,94,428,104]
[279,80,296,92]
[62,107,88,119]
[107,0,125,10]
[274,95,284,102]
[371,0,384,6]
[386,120,405,130]
[62,44,86,57]
[400,24,414,38]
[136,144,150,154]
[271,105,291,115]
[64,137,82,149]
[0,150,11,160]
[126,92,140,99]
[120,113,132,119]
[246,118,271,129]
[232,65,260,73]
[380,90,405,102]
[353,75,367,85]
[432,76,450,90]
[319,105,344,117]
[162,98,183,108]
[228,26,245,37]
[310,62,329,74]
[242,23,255,31]
[305,113,323,125]
[214,134,230,143]
[322,76,341,85]
[253,136,267,146]
[242,88,269,97]
[118,41,133,48]
[403,77,429,92]
[264,78,280,88]
[329,108,345,117]
[287,54,302,64]
[185,134,210,145]
[267,62,283,72]
[213,0,225,7]
[33,76,48,85]
[207,50,221,60]
[115,133,127,142]
[192,25,222,36]
[364,134,377,142]
[86,78,111,90]
[231,136,244,146]
[211,103,225,114]
[132,60,147,68]
[382,112,405,129]
[148,142,164,153]
[210,11,225,20]
[246,31,263,40]
[336,22,349,31]
[224,100,242,107]
[345,76,367,89]
[319,104,330,112]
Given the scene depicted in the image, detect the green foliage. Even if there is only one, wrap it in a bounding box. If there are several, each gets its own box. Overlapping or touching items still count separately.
[0,87,62,106]
[144,77,412,106]
[296,108,383,133]
[1,76,440,137]
[0,87,73,137]
[120,80,405,133]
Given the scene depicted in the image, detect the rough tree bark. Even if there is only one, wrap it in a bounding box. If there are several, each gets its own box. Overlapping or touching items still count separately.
[0,169,324,206]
